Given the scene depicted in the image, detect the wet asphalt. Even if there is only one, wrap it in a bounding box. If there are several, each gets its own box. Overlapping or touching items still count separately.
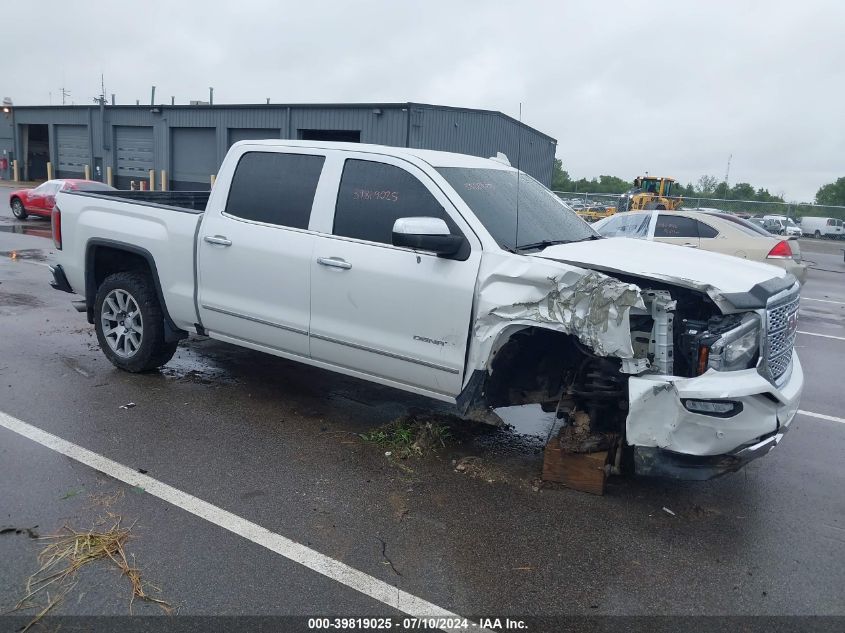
[0,185,843,626]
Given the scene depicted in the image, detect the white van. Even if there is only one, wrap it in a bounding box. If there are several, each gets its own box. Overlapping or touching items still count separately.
[799,216,843,239]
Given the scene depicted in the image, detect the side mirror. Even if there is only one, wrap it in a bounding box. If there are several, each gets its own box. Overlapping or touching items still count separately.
[391,217,465,258]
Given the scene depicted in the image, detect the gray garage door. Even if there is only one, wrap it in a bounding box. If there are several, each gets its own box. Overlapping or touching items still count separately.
[171,128,217,190]
[228,128,280,148]
[55,125,90,178]
[114,126,154,189]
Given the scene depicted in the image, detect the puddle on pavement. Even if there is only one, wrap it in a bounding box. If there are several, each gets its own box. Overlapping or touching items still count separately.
[158,342,238,385]
[0,223,53,239]
[496,404,562,440]
[0,248,47,262]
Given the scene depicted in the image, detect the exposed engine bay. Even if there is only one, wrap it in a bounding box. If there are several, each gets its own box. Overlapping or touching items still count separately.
[460,269,775,476]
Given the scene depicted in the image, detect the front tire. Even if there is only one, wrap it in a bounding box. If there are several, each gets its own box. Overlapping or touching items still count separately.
[11,198,27,219]
[94,272,177,372]
[814,230,821,238]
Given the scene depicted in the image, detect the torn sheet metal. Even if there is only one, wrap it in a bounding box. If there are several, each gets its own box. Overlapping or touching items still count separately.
[468,254,645,373]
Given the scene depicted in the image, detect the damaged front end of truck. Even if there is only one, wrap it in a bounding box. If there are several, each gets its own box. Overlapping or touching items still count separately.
[456,252,803,480]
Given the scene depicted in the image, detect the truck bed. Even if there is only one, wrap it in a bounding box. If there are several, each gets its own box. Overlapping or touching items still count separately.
[64,189,210,213]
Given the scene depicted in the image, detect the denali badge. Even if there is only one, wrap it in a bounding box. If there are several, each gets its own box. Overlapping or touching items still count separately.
[414,335,447,347]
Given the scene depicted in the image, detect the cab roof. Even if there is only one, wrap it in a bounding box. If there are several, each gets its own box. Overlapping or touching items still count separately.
[230,139,515,171]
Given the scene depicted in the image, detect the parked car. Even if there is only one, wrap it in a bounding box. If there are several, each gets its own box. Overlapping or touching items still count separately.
[798,216,843,239]
[761,215,802,238]
[49,141,803,480]
[9,179,115,220]
[593,209,807,283]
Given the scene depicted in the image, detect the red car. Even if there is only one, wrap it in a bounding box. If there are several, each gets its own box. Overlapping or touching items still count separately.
[9,179,115,220]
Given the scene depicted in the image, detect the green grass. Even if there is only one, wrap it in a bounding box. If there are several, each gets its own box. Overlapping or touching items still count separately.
[361,416,452,458]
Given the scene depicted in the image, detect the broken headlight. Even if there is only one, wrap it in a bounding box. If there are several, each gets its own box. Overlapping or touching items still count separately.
[680,313,760,376]
[707,315,761,372]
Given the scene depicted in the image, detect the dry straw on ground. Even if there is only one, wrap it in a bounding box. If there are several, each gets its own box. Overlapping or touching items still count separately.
[10,515,171,631]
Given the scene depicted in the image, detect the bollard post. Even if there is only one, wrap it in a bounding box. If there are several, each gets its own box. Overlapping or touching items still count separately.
[106,166,113,187]
[140,181,147,191]
[160,170,167,191]
[149,169,155,191]
[84,164,91,180]
[12,159,19,182]
[46,162,53,180]
[210,174,216,188]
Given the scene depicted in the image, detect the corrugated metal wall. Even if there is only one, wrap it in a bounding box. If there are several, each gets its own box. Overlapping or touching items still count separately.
[8,103,556,187]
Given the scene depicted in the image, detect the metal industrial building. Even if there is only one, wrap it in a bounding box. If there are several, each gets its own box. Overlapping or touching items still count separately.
[0,102,556,190]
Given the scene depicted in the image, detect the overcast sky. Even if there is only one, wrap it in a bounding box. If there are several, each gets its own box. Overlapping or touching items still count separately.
[5,1,843,201]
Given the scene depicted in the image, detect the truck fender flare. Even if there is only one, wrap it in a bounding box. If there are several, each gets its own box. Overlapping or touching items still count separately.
[84,238,188,343]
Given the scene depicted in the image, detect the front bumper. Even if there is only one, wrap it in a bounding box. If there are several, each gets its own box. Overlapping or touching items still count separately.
[626,351,803,479]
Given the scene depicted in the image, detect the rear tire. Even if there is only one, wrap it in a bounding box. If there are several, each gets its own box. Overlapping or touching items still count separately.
[814,230,821,238]
[11,198,27,219]
[94,271,177,372]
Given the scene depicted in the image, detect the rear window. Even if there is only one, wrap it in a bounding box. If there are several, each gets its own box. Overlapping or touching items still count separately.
[225,151,325,229]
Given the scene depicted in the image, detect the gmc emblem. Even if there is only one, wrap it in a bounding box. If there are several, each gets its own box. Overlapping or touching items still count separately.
[786,311,799,336]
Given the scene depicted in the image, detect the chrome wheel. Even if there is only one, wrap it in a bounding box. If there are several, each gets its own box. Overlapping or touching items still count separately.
[11,199,26,219]
[101,289,143,358]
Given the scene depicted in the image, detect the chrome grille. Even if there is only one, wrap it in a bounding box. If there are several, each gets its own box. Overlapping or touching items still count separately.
[766,293,799,382]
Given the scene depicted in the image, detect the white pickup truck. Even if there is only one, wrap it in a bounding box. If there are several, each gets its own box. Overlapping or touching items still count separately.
[50,141,803,479]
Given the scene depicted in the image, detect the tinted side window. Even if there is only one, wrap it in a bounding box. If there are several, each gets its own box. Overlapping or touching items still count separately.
[225,152,325,229]
[696,220,718,238]
[655,214,698,238]
[333,160,450,245]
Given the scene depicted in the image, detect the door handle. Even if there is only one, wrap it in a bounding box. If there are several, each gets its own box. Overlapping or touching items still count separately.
[317,256,352,270]
[204,235,232,246]
[682,242,698,248]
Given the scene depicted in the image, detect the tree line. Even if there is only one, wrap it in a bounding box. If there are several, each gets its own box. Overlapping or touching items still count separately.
[550,159,785,203]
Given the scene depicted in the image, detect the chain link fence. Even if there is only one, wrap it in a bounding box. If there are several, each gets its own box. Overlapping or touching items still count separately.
[553,191,845,221]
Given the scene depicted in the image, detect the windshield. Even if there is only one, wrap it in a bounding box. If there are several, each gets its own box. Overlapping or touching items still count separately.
[594,212,651,239]
[436,167,598,251]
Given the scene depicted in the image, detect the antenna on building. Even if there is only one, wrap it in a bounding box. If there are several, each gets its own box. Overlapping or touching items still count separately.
[209,87,214,105]
[150,85,156,106]
[60,86,71,106]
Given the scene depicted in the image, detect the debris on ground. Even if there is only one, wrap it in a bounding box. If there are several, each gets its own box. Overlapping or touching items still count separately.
[119,402,136,410]
[663,507,676,517]
[87,489,125,508]
[0,526,39,538]
[11,516,172,629]
[361,413,453,458]
[453,456,497,483]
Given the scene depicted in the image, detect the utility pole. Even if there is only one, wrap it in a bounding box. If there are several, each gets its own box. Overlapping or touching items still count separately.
[723,154,732,200]
[60,86,71,105]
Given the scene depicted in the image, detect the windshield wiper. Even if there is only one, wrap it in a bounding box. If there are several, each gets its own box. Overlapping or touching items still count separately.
[514,236,599,251]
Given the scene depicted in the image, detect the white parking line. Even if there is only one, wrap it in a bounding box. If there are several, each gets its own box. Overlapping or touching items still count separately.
[803,297,845,306]
[0,410,483,632]
[797,330,845,341]
[798,410,845,425]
